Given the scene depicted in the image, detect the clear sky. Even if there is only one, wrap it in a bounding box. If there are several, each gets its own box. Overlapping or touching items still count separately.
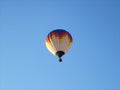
[0,0,120,90]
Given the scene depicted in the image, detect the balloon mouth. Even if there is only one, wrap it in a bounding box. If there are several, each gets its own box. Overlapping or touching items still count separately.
[55,51,65,62]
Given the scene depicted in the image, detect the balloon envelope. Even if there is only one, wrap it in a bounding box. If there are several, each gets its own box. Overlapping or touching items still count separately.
[45,29,73,56]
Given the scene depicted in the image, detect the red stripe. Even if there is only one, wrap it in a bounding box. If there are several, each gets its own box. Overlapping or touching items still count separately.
[48,32,73,43]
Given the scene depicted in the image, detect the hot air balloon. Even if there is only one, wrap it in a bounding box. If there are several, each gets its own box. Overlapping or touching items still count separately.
[45,29,73,62]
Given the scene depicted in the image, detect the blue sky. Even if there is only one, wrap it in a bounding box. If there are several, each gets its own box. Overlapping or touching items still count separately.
[0,0,120,90]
